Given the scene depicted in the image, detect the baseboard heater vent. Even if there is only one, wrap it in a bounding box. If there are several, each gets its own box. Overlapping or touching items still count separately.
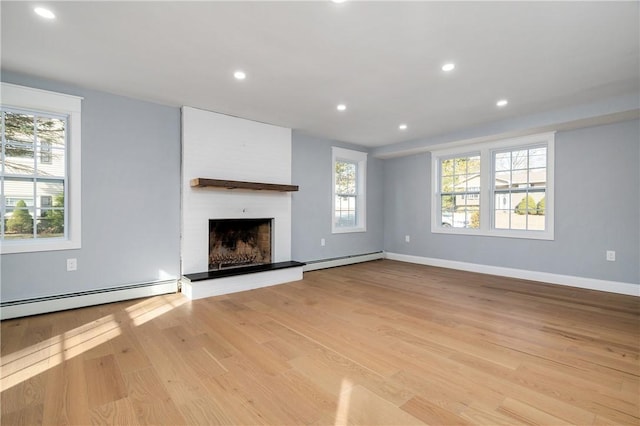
[303,251,384,272]
[0,279,178,320]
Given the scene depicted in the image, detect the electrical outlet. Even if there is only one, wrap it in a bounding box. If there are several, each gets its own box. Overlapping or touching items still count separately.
[606,250,616,262]
[321,238,326,247]
[405,235,410,243]
[67,258,78,271]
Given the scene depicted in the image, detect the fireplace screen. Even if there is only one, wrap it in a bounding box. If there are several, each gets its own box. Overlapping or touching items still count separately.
[209,218,272,270]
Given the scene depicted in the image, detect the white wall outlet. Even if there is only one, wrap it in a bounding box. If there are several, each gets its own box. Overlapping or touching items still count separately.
[606,250,616,262]
[66,258,78,271]
[405,235,410,243]
[321,238,326,247]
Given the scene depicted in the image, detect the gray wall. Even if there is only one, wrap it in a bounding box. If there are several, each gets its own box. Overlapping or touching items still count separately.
[291,131,384,262]
[384,119,640,285]
[2,72,636,302]
[1,72,181,301]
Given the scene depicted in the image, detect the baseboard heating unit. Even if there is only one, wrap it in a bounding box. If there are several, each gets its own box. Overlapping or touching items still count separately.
[303,252,384,272]
[0,280,178,320]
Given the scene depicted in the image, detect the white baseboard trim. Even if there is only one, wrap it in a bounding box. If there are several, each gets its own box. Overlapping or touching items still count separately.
[181,266,304,300]
[0,279,179,320]
[303,252,385,272]
[385,252,639,297]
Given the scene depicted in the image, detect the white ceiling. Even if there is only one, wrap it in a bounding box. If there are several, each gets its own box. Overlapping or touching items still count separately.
[1,1,638,147]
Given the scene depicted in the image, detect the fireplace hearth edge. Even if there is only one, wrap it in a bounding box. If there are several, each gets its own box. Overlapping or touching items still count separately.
[183,261,305,282]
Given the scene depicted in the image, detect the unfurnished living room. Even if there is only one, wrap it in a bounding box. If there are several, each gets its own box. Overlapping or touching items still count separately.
[1,1,639,425]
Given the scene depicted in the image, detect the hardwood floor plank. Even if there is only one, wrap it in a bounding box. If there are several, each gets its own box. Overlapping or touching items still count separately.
[132,322,210,406]
[401,395,473,425]
[204,365,300,425]
[125,367,187,425]
[1,260,638,425]
[44,355,91,425]
[337,384,423,425]
[0,403,43,426]
[498,397,573,425]
[459,404,527,425]
[177,397,234,426]
[84,354,127,408]
[108,325,151,375]
[204,314,291,376]
[89,398,138,426]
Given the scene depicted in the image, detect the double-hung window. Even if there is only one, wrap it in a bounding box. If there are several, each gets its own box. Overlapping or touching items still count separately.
[332,147,367,233]
[1,83,82,253]
[439,154,481,229]
[493,146,548,231]
[432,132,554,240]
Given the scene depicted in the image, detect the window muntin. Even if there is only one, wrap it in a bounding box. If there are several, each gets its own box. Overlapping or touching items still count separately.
[332,147,367,233]
[1,83,81,253]
[439,154,480,229]
[431,132,554,240]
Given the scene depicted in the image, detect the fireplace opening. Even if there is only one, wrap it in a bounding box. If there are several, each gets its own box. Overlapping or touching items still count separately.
[209,218,272,271]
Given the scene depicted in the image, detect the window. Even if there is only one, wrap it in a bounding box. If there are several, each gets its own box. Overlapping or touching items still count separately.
[332,147,367,233]
[432,132,554,240]
[493,146,547,231]
[1,83,82,253]
[439,154,481,229]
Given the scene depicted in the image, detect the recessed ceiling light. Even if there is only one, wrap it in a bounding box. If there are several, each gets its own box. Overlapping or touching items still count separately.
[34,7,55,19]
[332,0,347,3]
[336,104,347,111]
[399,124,408,130]
[233,70,246,80]
[496,99,509,107]
[442,63,455,72]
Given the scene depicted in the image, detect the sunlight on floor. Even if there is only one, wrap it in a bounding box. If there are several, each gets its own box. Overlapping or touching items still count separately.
[0,295,186,392]
[334,378,353,426]
[125,294,187,326]
[1,314,121,392]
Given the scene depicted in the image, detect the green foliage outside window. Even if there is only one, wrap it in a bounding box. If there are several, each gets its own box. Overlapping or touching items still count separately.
[6,200,33,234]
[515,195,537,215]
[440,156,480,211]
[470,210,480,228]
[536,197,545,215]
[335,161,356,195]
[40,194,65,233]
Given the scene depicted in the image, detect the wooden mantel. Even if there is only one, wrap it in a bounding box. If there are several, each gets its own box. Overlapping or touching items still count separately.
[190,178,299,192]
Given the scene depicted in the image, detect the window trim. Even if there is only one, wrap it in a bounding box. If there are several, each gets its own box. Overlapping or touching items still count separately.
[332,146,367,234]
[431,132,555,240]
[1,83,82,253]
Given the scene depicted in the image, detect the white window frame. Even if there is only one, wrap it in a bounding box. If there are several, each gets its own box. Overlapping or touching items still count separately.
[1,83,82,253]
[431,132,555,240]
[332,146,367,234]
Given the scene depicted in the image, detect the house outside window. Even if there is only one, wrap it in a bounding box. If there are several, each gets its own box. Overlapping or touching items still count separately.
[40,195,52,208]
[332,147,367,233]
[40,141,52,164]
[1,83,82,253]
[432,132,554,240]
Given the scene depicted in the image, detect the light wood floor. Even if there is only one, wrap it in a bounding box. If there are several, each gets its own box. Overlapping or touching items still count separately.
[1,260,639,425]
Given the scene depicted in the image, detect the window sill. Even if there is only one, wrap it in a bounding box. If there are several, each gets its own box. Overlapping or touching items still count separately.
[332,226,367,234]
[1,238,81,254]
[431,226,554,241]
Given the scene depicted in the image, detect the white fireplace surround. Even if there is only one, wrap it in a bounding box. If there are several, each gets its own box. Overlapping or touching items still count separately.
[181,106,293,276]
